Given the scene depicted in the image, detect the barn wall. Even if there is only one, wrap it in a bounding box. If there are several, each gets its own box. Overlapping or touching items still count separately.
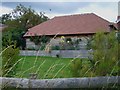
[25,34,93,50]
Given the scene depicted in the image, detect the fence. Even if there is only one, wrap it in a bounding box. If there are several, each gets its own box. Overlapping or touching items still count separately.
[1,76,119,89]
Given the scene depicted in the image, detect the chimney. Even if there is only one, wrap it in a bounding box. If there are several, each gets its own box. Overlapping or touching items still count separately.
[117,16,120,30]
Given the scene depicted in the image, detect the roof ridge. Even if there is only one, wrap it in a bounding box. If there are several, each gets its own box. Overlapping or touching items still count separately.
[92,13,110,23]
[53,13,94,18]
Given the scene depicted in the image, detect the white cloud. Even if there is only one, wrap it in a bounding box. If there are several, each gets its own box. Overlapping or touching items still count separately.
[0,6,13,16]
[45,3,118,22]
[1,2,118,23]
[74,3,118,22]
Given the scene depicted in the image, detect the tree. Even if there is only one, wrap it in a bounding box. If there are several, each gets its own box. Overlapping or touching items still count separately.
[2,4,49,49]
[8,4,49,31]
[0,13,12,24]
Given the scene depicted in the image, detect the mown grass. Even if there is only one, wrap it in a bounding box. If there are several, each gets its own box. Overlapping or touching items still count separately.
[15,56,89,79]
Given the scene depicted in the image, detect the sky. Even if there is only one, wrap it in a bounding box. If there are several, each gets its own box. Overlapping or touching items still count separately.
[1,1,119,22]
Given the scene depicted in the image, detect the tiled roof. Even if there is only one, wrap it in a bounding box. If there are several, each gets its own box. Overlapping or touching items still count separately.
[24,13,112,37]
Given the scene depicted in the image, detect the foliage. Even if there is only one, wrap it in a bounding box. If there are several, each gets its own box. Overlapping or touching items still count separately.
[2,45,20,77]
[51,45,60,50]
[116,31,120,75]
[1,13,12,24]
[70,59,82,77]
[117,31,120,43]
[2,4,49,31]
[1,4,49,49]
[40,35,50,44]
[59,37,81,50]
[30,35,40,45]
[87,37,93,50]
[2,28,26,49]
[30,35,50,45]
[69,31,119,77]
[65,38,72,43]
[28,35,50,50]
[40,43,46,50]
[91,32,119,76]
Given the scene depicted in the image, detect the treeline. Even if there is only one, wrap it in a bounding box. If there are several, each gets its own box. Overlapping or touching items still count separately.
[1,4,49,49]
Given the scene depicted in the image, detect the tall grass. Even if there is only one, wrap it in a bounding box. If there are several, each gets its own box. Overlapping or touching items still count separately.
[1,32,119,89]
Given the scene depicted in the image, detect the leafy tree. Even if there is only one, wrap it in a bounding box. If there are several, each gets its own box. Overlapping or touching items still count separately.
[2,28,26,49]
[8,4,49,31]
[2,4,49,49]
[0,13,12,24]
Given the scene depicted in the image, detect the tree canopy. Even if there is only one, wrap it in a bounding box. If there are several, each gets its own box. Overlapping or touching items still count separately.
[2,4,49,49]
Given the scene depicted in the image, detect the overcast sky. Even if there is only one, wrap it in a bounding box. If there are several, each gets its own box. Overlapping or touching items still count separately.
[1,1,119,22]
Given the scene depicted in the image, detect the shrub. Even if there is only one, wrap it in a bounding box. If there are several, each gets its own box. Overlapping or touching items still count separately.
[51,45,60,50]
[30,35,50,45]
[91,32,119,76]
[87,37,93,50]
[65,38,72,43]
[2,45,20,77]
[40,35,50,44]
[40,44,46,50]
[69,31,120,77]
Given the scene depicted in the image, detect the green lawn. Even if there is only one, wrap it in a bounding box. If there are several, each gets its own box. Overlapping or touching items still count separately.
[16,56,87,79]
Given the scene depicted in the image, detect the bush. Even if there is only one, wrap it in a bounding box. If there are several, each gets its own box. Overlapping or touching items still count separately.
[69,31,119,78]
[40,35,50,44]
[40,44,46,50]
[65,38,72,43]
[91,32,119,76]
[51,45,60,50]
[2,45,20,77]
[30,35,50,45]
